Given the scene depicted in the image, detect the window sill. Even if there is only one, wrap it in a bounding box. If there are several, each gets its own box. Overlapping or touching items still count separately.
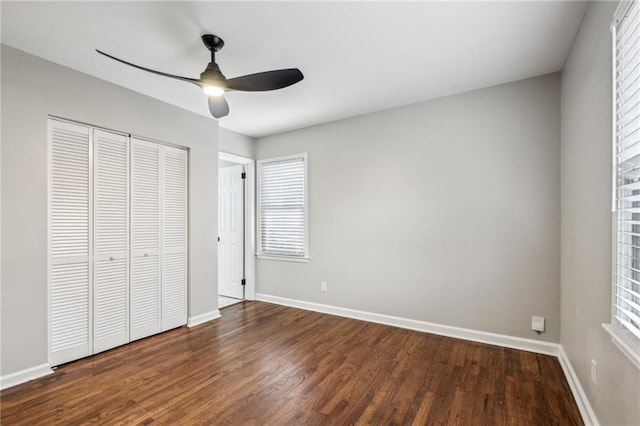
[256,254,310,263]
[602,323,640,370]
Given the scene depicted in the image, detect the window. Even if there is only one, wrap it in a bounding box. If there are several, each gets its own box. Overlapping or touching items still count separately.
[257,153,308,261]
[608,0,640,369]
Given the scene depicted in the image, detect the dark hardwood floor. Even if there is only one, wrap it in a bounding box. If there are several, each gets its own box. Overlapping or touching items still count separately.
[1,301,583,425]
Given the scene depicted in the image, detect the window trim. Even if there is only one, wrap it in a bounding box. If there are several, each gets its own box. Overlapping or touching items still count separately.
[603,323,640,369]
[256,153,309,262]
[605,2,640,370]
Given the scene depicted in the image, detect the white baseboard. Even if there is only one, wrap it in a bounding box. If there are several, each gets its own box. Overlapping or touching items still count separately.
[557,347,600,426]
[256,293,560,356]
[187,309,221,328]
[0,363,53,390]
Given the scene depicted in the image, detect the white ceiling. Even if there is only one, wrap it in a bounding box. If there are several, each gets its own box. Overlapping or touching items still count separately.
[1,1,587,138]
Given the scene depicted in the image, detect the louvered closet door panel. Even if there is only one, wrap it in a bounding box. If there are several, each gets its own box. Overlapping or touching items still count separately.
[93,130,129,353]
[131,254,160,339]
[130,138,161,341]
[48,119,92,365]
[161,146,187,331]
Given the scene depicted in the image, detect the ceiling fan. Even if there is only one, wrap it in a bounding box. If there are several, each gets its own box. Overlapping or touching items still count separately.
[96,34,304,119]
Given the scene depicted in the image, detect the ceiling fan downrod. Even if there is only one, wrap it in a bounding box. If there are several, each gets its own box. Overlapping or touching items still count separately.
[201,34,225,63]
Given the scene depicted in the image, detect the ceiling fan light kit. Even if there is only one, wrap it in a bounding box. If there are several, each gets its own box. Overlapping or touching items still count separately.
[96,34,303,119]
[203,85,225,97]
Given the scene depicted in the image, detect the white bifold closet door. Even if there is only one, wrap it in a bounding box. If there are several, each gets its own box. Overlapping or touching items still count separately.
[50,121,188,364]
[49,120,92,366]
[130,140,187,339]
[161,146,187,331]
[130,138,161,341]
[93,129,129,353]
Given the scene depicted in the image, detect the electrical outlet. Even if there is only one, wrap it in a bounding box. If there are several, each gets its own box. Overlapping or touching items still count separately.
[531,316,545,332]
[321,282,327,292]
[591,359,597,385]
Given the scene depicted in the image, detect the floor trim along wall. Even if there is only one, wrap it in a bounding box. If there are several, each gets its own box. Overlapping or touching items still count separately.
[256,294,559,354]
[187,309,221,328]
[256,293,599,426]
[0,363,53,391]
[557,347,600,426]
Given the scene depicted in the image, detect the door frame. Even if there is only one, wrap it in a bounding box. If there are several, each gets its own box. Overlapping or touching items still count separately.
[218,151,256,301]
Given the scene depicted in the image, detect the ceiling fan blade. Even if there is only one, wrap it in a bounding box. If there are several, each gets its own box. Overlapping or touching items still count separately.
[208,96,229,118]
[96,50,200,85]
[225,68,303,92]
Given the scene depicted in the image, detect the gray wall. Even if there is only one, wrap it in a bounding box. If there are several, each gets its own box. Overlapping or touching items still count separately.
[561,2,640,425]
[1,46,219,376]
[255,73,561,342]
[219,127,255,159]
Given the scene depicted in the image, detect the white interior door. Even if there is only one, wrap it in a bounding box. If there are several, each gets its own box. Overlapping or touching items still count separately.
[130,138,161,341]
[93,129,129,353]
[218,165,244,299]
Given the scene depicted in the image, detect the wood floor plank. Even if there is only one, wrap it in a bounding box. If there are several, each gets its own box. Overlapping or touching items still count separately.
[1,301,583,425]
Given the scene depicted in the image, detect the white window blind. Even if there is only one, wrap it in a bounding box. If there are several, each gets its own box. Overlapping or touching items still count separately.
[613,0,640,349]
[257,154,307,258]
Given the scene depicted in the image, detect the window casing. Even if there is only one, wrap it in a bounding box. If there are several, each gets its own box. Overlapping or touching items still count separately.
[609,0,640,369]
[257,153,308,261]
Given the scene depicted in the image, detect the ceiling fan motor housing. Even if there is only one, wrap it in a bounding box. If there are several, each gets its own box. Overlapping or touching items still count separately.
[200,62,226,85]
